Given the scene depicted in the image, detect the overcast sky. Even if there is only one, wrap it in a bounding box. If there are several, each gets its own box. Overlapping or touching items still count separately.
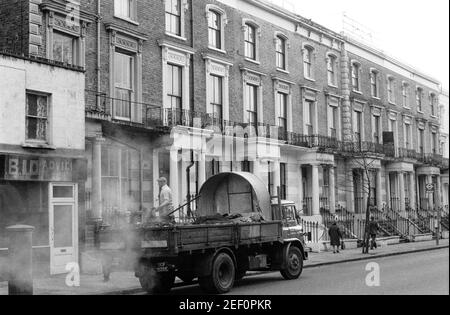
[271,0,449,89]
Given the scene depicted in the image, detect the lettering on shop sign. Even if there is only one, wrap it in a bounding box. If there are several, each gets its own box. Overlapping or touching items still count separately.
[0,155,74,181]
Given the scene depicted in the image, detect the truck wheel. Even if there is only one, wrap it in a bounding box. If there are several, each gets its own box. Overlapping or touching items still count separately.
[280,246,303,280]
[138,266,175,294]
[199,252,235,294]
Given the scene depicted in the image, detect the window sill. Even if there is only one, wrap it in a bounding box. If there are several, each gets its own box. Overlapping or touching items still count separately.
[430,115,438,120]
[114,15,139,26]
[371,96,380,100]
[244,58,260,65]
[417,110,424,114]
[352,90,363,95]
[22,142,56,150]
[276,68,289,75]
[328,84,338,89]
[403,106,411,110]
[208,46,227,54]
[304,77,316,82]
[389,101,397,106]
[165,32,187,42]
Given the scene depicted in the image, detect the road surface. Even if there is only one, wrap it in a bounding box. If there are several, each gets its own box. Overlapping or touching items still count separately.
[168,248,449,295]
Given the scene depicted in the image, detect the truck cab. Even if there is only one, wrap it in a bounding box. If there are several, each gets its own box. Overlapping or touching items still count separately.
[271,200,305,240]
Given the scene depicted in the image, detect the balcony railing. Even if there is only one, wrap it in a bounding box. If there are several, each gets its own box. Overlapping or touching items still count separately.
[84,93,448,165]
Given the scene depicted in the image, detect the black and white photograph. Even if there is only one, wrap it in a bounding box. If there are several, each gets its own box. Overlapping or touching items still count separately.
[0,0,448,301]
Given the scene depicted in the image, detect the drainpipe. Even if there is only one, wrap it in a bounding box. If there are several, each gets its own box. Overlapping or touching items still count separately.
[186,151,195,217]
[96,0,101,107]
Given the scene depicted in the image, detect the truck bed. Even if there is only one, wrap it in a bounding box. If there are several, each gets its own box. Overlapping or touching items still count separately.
[140,221,283,256]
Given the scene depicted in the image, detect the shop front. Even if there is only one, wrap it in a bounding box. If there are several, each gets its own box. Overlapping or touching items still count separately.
[0,154,86,275]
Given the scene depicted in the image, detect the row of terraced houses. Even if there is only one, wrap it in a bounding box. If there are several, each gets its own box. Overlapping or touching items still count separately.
[0,0,448,275]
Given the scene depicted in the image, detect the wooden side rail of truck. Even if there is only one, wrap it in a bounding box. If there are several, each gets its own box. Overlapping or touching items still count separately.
[132,172,308,294]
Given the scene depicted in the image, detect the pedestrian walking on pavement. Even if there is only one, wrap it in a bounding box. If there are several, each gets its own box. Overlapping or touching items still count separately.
[328,221,343,254]
[369,216,379,250]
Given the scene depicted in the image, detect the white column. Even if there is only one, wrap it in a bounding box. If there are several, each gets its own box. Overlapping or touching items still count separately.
[198,151,206,188]
[399,172,406,214]
[409,172,416,210]
[329,167,336,213]
[273,162,281,197]
[312,164,320,216]
[436,176,442,208]
[386,172,391,210]
[170,148,179,208]
[427,175,433,210]
[376,169,383,209]
[153,149,160,208]
[346,166,354,213]
[92,137,104,220]
[299,165,304,211]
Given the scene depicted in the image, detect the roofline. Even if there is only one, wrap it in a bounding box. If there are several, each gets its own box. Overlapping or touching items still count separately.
[244,0,344,43]
[343,35,441,87]
[0,50,85,72]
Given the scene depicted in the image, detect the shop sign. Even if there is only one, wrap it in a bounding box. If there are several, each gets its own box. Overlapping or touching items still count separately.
[0,154,86,182]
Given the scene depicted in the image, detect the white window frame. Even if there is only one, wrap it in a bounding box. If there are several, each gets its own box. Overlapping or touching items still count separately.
[274,79,294,133]
[388,110,399,153]
[165,0,188,40]
[371,106,383,144]
[402,82,410,109]
[326,53,338,87]
[351,60,362,93]
[416,87,424,113]
[370,68,380,99]
[417,120,426,154]
[44,6,89,68]
[25,91,51,144]
[301,87,319,135]
[274,32,289,73]
[114,0,138,23]
[206,4,227,53]
[160,41,194,114]
[430,92,438,118]
[403,115,414,150]
[241,68,265,124]
[353,101,365,144]
[242,19,261,63]
[302,44,315,81]
[113,51,135,121]
[108,26,146,123]
[387,75,396,105]
[327,95,341,140]
[204,55,232,122]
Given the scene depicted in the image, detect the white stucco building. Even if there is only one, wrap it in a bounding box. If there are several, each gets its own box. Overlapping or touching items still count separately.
[0,52,86,275]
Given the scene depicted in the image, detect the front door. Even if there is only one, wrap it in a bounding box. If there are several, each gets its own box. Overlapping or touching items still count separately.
[49,184,78,275]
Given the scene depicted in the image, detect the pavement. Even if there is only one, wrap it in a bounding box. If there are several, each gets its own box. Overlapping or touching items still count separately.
[0,239,448,295]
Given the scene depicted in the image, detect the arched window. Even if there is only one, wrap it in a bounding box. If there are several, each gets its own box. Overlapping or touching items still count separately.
[275,35,286,70]
[402,82,410,108]
[244,23,257,60]
[387,76,396,104]
[351,61,361,92]
[370,69,379,98]
[430,93,437,116]
[208,10,222,49]
[326,53,337,86]
[165,0,182,36]
[303,46,314,79]
[416,87,423,112]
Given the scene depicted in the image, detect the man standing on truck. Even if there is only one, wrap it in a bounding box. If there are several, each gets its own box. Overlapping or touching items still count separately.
[143,177,174,223]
